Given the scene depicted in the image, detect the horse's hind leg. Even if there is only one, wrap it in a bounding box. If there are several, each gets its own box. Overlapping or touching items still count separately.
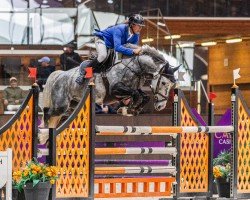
[48,116,63,128]
[42,107,50,128]
[47,104,68,128]
[38,115,62,147]
[49,84,70,126]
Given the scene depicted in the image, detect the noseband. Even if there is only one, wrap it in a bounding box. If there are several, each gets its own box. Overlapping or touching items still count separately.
[151,66,174,104]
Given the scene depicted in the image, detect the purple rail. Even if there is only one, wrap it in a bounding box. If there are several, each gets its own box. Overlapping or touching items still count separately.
[95,141,166,148]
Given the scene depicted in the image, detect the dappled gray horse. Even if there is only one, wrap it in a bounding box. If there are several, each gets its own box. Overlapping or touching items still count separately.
[42,44,178,128]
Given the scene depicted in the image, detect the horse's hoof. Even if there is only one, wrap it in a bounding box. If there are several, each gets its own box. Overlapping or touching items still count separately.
[117,107,134,116]
[38,134,49,145]
[116,107,123,115]
[117,107,129,115]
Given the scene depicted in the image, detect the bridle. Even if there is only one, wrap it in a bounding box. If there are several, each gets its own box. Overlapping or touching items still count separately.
[150,66,174,104]
[121,54,174,104]
[121,55,147,88]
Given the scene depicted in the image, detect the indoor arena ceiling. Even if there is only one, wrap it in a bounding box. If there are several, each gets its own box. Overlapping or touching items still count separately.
[140,17,250,47]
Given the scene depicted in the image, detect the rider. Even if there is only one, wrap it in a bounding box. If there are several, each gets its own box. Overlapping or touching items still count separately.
[75,14,145,85]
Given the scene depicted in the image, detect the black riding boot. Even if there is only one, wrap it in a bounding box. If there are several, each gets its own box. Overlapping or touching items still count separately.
[75,58,100,85]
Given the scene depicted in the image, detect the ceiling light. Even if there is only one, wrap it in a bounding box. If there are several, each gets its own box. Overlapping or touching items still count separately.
[164,35,181,40]
[201,41,217,46]
[226,38,242,43]
[107,0,113,4]
[176,43,194,48]
[142,38,154,43]
[157,22,165,27]
[201,74,208,80]
[83,0,93,4]
[42,0,48,4]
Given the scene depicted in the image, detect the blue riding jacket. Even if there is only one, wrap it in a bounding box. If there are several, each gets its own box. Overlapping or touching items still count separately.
[94,24,139,56]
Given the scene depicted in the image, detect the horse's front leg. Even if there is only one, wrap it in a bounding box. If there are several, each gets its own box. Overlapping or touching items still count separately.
[127,89,150,115]
[132,89,150,114]
[129,90,143,110]
[111,83,140,115]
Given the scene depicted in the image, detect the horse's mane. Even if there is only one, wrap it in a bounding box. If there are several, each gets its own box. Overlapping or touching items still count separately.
[141,44,165,63]
[125,44,165,63]
[122,44,166,74]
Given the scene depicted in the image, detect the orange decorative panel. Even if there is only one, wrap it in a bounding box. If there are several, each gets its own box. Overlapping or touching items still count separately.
[94,177,175,198]
[237,98,250,193]
[56,95,91,198]
[180,100,209,193]
[0,96,33,171]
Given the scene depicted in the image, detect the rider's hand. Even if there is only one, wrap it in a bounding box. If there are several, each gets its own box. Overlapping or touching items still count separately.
[133,47,142,55]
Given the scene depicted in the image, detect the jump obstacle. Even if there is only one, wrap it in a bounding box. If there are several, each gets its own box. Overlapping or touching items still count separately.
[0,80,249,199]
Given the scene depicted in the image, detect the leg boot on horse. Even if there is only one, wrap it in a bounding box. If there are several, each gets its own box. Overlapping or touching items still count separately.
[132,89,150,114]
[127,90,148,116]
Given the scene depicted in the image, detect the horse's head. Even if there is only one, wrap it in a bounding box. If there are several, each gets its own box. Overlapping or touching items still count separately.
[150,63,179,111]
[122,44,180,111]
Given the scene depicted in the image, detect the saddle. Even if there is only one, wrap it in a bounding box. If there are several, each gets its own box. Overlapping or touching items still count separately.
[94,49,116,73]
[99,49,123,98]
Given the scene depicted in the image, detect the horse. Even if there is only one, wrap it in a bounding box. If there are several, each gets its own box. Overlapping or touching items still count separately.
[42,44,179,128]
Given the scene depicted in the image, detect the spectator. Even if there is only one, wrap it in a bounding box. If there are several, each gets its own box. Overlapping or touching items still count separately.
[60,44,82,71]
[95,103,116,114]
[230,6,238,17]
[3,77,25,111]
[36,56,55,91]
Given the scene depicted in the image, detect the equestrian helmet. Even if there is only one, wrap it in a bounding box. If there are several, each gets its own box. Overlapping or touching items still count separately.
[128,14,145,26]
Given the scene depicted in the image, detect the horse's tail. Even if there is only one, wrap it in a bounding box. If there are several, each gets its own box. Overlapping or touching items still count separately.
[43,70,63,108]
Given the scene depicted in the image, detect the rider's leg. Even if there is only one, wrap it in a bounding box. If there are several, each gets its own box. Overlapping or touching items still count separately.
[76,37,108,84]
[89,38,107,71]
